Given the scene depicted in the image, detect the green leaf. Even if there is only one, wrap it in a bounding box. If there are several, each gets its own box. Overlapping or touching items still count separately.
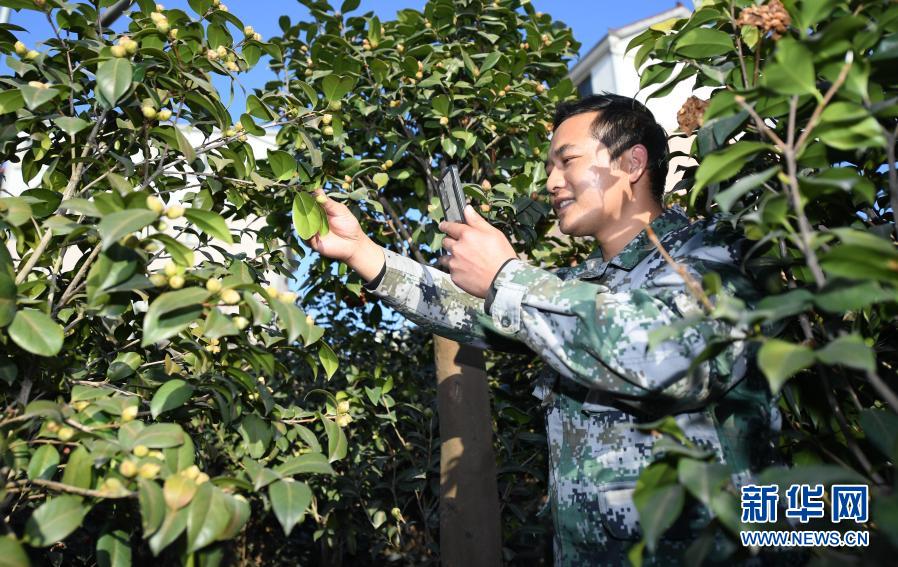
[323,417,347,462]
[183,209,233,244]
[138,478,166,537]
[372,172,389,188]
[0,535,30,567]
[0,244,16,328]
[173,126,197,164]
[142,287,210,346]
[674,28,734,58]
[97,58,133,108]
[238,414,271,459]
[61,446,93,489]
[20,85,59,111]
[98,209,158,251]
[23,495,88,547]
[633,484,685,552]
[714,166,779,212]
[0,90,24,115]
[267,150,297,180]
[216,493,251,541]
[274,453,335,477]
[202,307,238,339]
[268,480,312,536]
[8,309,63,357]
[97,529,131,567]
[763,39,817,97]
[676,459,728,507]
[147,507,188,556]
[148,233,195,267]
[150,379,194,419]
[185,483,230,553]
[318,342,338,379]
[292,192,322,240]
[815,334,876,372]
[27,445,60,481]
[52,117,90,136]
[758,339,815,393]
[694,141,770,191]
[135,424,185,449]
[270,298,308,343]
[860,409,898,458]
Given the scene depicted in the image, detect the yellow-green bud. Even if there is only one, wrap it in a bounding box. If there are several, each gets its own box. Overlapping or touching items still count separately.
[25,50,39,60]
[168,274,185,289]
[163,262,180,277]
[14,41,27,56]
[119,460,138,478]
[139,462,161,479]
[234,316,249,330]
[220,288,241,305]
[321,113,333,125]
[121,405,138,422]
[183,465,201,480]
[146,195,165,214]
[205,278,223,293]
[58,426,75,441]
[133,444,149,457]
[150,274,168,287]
[111,45,128,58]
[165,204,185,219]
[157,109,172,121]
[244,25,255,36]
[142,106,157,120]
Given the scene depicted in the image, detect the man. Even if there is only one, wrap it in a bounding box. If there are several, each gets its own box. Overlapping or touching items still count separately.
[308,94,777,565]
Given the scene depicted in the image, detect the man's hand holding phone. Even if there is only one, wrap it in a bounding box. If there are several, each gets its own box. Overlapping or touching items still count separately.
[438,205,517,299]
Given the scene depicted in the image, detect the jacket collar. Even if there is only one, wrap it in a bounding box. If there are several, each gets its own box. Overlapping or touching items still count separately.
[584,206,690,271]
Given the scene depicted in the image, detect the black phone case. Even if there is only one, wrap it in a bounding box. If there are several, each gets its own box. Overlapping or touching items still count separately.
[437,165,466,224]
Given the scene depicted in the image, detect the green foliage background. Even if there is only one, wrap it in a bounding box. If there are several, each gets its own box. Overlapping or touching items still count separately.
[1,0,896,565]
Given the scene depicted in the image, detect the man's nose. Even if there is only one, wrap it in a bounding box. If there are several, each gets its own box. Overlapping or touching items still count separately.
[546,167,563,194]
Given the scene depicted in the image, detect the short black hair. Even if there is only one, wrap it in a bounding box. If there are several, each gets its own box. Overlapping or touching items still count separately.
[553,93,669,204]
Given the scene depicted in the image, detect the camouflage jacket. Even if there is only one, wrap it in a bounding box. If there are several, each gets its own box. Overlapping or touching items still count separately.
[364,206,779,565]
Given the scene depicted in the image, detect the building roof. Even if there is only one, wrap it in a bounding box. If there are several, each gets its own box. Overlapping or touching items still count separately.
[568,3,692,86]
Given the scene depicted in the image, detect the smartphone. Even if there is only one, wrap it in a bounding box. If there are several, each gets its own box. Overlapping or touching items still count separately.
[437,165,466,224]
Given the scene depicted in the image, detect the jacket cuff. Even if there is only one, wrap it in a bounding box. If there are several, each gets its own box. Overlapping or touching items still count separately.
[483,258,517,316]
[362,260,387,291]
[489,259,534,334]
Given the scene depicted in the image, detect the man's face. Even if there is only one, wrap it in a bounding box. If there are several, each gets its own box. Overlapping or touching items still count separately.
[545,111,631,238]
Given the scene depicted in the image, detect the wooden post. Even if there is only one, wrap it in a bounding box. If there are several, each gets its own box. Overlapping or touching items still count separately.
[433,335,501,566]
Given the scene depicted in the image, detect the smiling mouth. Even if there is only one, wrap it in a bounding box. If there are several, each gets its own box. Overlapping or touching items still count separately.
[555,199,574,212]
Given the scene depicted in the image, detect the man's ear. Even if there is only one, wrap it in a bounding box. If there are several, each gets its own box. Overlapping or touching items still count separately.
[626,144,649,185]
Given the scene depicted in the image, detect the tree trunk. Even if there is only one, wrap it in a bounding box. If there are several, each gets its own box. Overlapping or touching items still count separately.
[433,335,502,566]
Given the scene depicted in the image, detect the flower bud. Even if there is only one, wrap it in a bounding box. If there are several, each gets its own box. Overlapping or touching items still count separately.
[220,288,241,305]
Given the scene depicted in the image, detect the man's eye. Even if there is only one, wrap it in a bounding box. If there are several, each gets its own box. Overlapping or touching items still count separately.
[562,156,574,164]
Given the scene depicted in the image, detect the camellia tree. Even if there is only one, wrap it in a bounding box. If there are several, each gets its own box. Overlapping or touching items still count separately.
[258,0,577,564]
[266,0,580,562]
[0,0,354,564]
[626,0,898,564]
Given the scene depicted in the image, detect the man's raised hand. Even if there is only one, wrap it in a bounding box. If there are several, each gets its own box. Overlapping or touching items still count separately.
[307,189,385,282]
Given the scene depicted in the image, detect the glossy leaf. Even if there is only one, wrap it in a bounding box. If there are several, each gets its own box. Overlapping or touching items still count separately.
[268,479,312,537]
[8,309,63,357]
[23,496,88,547]
[150,379,194,419]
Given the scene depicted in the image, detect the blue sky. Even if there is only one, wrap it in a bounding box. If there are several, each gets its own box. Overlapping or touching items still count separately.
[4,0,693,116]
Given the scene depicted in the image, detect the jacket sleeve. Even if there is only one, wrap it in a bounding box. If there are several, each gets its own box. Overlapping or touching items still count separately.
[487,257,748,414]
[363,248,531,354]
